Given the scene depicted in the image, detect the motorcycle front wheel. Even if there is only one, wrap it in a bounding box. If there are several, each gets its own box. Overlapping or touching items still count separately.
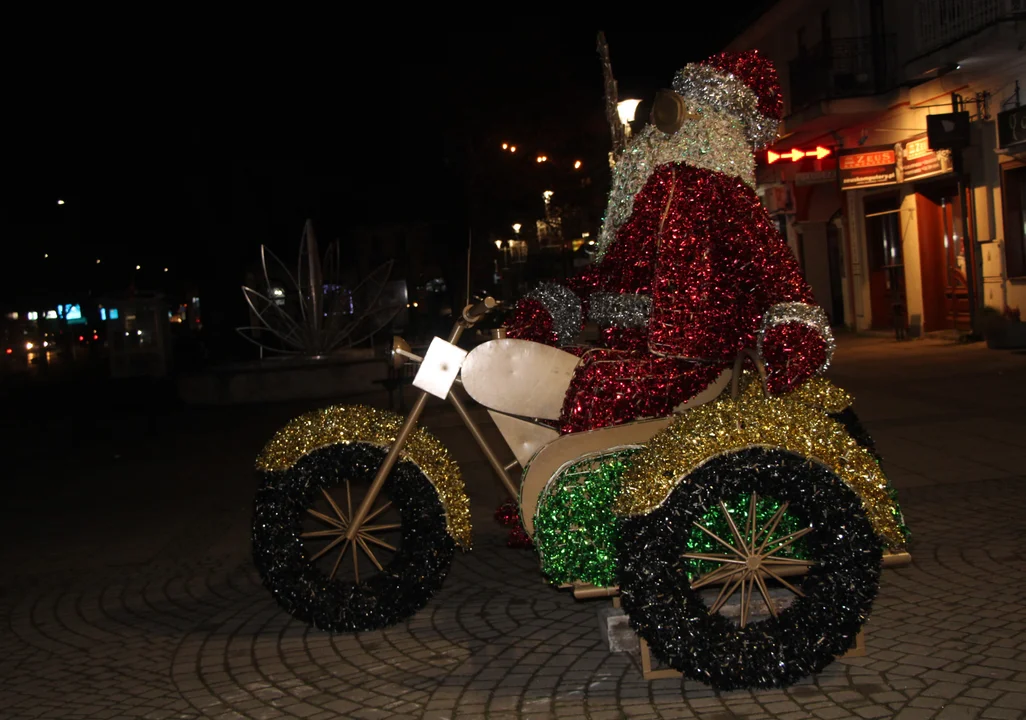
[253,441,455,632]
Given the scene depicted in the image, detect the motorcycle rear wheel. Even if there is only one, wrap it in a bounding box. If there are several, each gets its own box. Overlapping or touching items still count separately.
[618,447,882,690]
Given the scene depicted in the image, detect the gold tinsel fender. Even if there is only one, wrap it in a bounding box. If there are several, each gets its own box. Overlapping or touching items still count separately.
[613,375,906,551]
[255,405,472,548]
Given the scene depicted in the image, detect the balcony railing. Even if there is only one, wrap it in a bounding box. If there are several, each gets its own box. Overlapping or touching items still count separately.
[788,35,898,112]
[912,0,1026,56]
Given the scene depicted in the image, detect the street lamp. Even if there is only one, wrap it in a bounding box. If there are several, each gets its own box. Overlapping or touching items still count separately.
[617,99,642,126]
[512,223,522,234]
[56,199,65,205]
[574,160,582,169]
[543,190,553,204]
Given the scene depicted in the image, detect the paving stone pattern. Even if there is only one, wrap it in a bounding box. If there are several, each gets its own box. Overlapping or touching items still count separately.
[2,337,1025,719]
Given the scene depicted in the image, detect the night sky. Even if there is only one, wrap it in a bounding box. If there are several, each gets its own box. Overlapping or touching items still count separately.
[2,13,777,318]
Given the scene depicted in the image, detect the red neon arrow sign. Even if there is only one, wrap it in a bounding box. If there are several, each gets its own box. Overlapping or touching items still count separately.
[767,146,832,163]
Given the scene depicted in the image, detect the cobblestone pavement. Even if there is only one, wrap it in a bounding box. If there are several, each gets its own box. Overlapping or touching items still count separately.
[2,336,1025,719]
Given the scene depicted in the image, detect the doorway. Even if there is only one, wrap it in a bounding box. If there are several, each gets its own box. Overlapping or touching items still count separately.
[916,181,971,332]
[864,194,906,333]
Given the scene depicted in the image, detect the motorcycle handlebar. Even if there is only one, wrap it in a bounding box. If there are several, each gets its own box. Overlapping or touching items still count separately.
[462,296,498,323]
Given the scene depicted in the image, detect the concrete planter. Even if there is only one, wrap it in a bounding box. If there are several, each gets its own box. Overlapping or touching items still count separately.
[984,321,1026,350]
[177,350,385,405]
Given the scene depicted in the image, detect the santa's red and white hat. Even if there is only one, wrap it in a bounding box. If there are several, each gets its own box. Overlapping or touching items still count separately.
[672,50,783,149]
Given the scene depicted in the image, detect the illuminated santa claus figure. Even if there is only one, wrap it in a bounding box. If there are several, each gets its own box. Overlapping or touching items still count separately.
[507,50,835,434]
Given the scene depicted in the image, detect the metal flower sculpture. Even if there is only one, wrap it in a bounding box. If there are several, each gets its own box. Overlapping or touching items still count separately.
[238,220,403,356]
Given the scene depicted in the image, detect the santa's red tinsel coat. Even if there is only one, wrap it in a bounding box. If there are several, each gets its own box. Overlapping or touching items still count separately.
[507,163,829,434]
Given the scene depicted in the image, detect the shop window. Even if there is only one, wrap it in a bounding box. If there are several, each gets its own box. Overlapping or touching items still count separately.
[1002,164,1026,278]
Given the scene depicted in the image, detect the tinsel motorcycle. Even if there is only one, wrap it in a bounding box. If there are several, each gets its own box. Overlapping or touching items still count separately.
[252,297,911,690]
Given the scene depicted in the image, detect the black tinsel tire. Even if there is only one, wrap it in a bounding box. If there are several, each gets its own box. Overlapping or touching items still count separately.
[618,447,883,690]
[252,442,455,633]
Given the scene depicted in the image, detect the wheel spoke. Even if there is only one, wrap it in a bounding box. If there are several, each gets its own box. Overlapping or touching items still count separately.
[300,528,345,539]
[708,572,745,615]
[719,501,749,554]
[359,533,397,552]
[361,523,401,532]
[328,538,351,580]
[309,532,348,562]
[352,538,360,583]
[681,552,746,564]
[363,501,393,525]
[691,563,744,590]
[753,501,790,555]
[762,556,815,567]
[307,507,344,528]
[694,523,746,559]
[753,571,778,618]
[321,487,349,526]
[762,565,807,597]
[761,526,813,557]
[747,492,758,548]
[740,574,753,628]
[346,478,353,521]
[356,536,384,572]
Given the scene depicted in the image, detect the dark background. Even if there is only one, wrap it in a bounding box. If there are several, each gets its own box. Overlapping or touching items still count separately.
[1,15,778,349]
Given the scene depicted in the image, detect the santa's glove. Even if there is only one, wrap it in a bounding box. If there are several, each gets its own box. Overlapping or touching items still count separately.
[757,303,835,395]
[505,282,583,347]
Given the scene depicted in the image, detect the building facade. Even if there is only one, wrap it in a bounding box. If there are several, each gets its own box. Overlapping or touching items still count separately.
[730,0,1026,335]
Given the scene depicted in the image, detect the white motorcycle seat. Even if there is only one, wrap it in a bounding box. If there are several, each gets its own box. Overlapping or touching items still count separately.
[461,339,582,420]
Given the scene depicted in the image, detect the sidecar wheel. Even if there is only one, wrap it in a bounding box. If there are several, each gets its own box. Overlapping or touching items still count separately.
[253,441,455,632]
[618,447,882,690]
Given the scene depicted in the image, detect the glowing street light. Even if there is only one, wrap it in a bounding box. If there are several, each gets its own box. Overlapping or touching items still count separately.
[164,267,169,272]
[509,145,516,153]
[617,99,642,125]
[44,253,49,258]
[536,155,548,163]
[494,240,503,249]
[543,190,554,204]
[57,199,65,205]
[96,259,101,264]
[512,223,522,234]
[502,143,509,150]
[135,265,141,270]
[574,160,582,169]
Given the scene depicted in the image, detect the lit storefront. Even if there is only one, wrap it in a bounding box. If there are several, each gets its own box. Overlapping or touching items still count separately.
[731,0,1026,341]
[838,128,973,336]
